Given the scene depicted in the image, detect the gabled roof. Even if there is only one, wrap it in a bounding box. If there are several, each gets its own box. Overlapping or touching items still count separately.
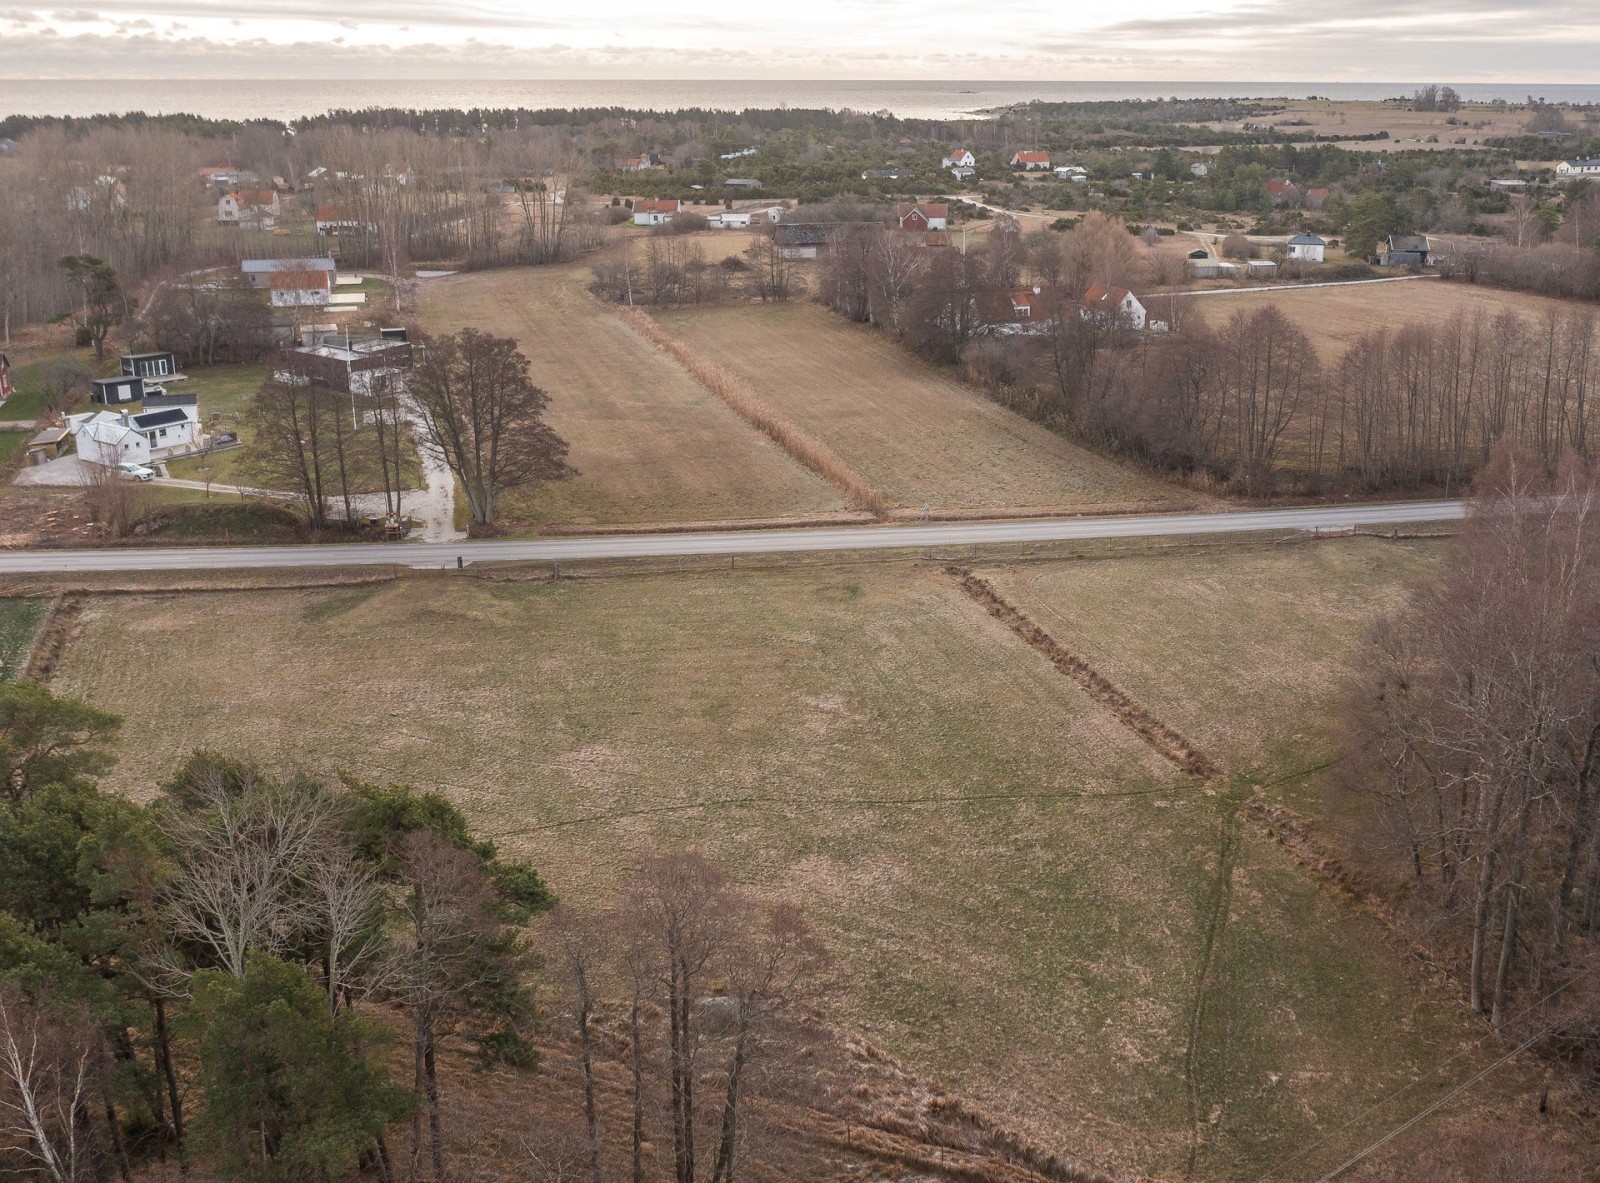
[1387,234,1429,252]
[1563,158,1600,168]
[1012,151,1050,164]
[1082,282,1136,310]
[635,198,680,213]
[775,224,830,246]
[79,420,140,448]
[243,257,336,274]
[1287,233,1326,245]
[131,407,190,430]
[1266,178,1298,194]
[896,201,949,220]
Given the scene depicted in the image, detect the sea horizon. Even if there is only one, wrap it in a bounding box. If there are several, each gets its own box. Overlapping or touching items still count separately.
[5,77,1600,124]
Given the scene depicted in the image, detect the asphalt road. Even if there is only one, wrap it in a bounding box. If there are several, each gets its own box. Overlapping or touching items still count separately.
[0,501,1467,575]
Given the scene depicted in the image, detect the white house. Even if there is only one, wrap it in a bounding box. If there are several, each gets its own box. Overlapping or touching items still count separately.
[1286,232,1327,263]
[129,401,201,457]
[243,257,336,290]
[73,413,150,468]
[1053,165,1088,182]
[268,268,335,307]
[941,149,976,170]
[1190,161,1211,178]
[1080,282,1147,331]
[709,210,752,229]
[217,189,279,224]
[1010,151,1051,170]
[315,203,377,235]
[633,198,680,226]
[1556,158,1600,178]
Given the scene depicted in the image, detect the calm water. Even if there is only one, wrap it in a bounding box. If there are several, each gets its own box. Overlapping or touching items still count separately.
[6,79,1600,123]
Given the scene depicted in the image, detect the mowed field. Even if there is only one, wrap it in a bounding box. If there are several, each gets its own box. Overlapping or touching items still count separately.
[51,544,1504,1181]
[419,263,845,529]
[652,301,1189,514]
[1189,279,1600,364]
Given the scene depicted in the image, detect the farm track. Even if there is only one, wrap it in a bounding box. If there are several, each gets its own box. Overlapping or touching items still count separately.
[1183,806,1240,1182]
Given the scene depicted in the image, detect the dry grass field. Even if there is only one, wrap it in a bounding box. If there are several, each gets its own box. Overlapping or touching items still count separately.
[1190,98,1550,151]
[651,302,1189,515]
[419,264,846,529]
[980,538,1443,782]
[1188,278,1600,363]
[52,549,1508,1181]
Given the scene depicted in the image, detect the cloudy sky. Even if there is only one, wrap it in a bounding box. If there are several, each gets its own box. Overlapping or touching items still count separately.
[2,0,1597,80]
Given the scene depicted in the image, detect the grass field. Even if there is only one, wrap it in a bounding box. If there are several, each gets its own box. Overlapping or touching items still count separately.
[652,302,1188,514]
[1188,278,1600,363]
[980,538,1444,783]
[419,264,846,529]
[52,549,1503,1180]
[0,597,47,682]
[1190,98,1542,151]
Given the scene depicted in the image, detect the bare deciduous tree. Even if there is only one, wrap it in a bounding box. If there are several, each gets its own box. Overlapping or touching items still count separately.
[409,329,573,527]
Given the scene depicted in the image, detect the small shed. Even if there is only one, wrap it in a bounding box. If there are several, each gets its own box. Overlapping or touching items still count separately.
[1187,248,1210,260]
[92,375,144,405]
[26,426,71,464]
[120,352,179,380]
[1247,259,1278,277]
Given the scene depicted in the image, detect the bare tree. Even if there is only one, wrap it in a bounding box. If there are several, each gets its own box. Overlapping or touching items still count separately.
[409,329,572,527]
[0,988,95,1183]
[544,905,611,1183]
[158,770,336,978]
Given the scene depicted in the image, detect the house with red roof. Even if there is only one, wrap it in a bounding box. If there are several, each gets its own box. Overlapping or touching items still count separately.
[217,189,279,225]
[1010,151,1051,170]
[896,201,948,231]
[1266,178,1301,204]
[633,197,681,226]
[941,149,976,170]
[1080,282,1148,330]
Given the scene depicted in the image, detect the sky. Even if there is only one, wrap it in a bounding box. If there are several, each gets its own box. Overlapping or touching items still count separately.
[1,0,1598,81]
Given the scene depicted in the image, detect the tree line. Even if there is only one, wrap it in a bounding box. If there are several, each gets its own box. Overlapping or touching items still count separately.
[1338,453,1600,1071]
[800,210,1600,495]
[0,683,828,1183]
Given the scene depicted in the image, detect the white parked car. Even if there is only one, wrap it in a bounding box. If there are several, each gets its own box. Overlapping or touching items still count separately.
[116,462,155,482]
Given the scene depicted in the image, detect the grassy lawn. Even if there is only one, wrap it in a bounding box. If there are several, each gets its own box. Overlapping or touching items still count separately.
[0,598,48,682]
[0,431,26,468]
[163,363,422,493]
[52,556,1500,1180]
[420,263,846,529]
[652,302,1193,515]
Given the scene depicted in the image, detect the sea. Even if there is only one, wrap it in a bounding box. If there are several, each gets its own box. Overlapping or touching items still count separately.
[5,79,1600,124]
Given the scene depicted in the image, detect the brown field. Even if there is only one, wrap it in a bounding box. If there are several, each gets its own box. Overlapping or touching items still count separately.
[1192,98,1549,151]
[1188,277,1600,363]
[418,263,846,529]
[51,546,1515,1181]
[651,301,1189,514]
[981,537,1442,781]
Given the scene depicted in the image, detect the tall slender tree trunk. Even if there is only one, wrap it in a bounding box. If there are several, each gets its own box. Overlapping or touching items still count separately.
[630,997,645,1183]
[152,998,184,1168]
[711,1018,751,1183]
[1491,798,1533,1027]
[424,1038,444,1183]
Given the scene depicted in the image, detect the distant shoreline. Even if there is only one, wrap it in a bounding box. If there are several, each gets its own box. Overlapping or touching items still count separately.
[5,78,1600,124]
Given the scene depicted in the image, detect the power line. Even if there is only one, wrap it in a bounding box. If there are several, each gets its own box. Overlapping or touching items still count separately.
[1306,1004,1589,1183]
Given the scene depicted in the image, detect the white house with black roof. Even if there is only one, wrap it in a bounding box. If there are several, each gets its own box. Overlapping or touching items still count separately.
[1286,233,1327,262]
[1556,158,1600,178]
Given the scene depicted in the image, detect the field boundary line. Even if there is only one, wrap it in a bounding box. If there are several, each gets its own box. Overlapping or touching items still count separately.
[949,567,1223,779]
[23,593,81,685]
[602,299,894,517]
